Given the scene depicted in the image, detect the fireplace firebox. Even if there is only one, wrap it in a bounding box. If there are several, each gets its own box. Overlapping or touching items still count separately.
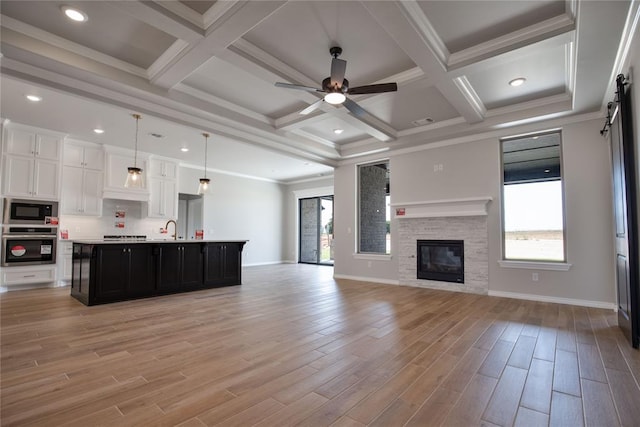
[417,240,464,283]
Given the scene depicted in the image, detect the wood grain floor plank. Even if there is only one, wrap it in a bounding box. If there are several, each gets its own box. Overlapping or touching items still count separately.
[514,407,549,427]
[581,378,620,427]
[507,335,536,369]
[482,365,528,426]
[521,358,554,414]
[442,374,498,426]
[549,391,584,427]
[577,343,608,383]
[553,349,581,397]
[478,339,515,378]
[606,367,640,426]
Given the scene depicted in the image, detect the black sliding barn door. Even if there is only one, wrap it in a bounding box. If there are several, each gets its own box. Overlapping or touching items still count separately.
[610,74,639,348]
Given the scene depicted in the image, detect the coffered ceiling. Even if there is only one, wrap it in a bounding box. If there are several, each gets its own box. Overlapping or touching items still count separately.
[0,1,636,182]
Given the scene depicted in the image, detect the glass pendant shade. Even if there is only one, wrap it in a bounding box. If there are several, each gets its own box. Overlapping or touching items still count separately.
[125,114,144,188]
[197,178,210,195]
[125,167,144,188]
[198,132,210,194]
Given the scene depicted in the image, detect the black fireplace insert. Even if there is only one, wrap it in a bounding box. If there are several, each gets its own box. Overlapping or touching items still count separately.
[417,240,464,283]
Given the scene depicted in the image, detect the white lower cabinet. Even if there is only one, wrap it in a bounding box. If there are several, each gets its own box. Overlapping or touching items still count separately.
[57,241,73,284]
[1,265,57,287]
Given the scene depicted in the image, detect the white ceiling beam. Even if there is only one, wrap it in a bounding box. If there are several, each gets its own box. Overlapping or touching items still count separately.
[150,1,287,89]
[363,0,485,123]
[447,14,575,70]
[107,1,204,43]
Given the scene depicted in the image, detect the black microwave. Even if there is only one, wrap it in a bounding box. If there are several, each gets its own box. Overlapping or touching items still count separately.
[2,198,59,225]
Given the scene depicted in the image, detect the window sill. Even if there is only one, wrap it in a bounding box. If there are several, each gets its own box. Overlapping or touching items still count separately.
[353,253,393,261]
[498,260,572,271]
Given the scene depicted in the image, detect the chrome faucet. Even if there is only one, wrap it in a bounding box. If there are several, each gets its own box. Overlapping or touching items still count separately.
[165,219,177,240]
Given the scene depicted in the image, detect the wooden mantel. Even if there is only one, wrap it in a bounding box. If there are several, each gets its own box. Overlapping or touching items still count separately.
[390,197,493,219]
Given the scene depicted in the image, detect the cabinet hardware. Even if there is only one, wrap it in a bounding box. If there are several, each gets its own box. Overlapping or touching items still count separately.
[23,274,36,278]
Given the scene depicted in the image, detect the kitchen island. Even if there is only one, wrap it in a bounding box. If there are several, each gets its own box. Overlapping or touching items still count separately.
[71,240,247,305]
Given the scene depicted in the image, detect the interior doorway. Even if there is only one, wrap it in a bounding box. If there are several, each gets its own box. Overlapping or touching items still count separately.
[178,193,203,240]
[299,196,334,265]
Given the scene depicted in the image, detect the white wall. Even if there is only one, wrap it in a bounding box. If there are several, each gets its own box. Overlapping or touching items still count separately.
[178,166,285,266]
[333,118,616,306]
[283,177,334,263]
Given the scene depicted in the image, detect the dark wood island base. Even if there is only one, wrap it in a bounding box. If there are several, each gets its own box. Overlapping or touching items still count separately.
[71,240,247,305]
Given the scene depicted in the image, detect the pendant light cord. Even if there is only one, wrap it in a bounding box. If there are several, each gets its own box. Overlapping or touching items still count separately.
[133,114,141,168]
[203,133,209,179]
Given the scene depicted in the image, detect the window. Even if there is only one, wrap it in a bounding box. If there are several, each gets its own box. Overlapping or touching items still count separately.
[358,161,390,254]
[501,131,566,262]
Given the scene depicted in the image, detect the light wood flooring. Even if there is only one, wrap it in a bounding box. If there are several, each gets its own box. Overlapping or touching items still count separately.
[2,264,640,426]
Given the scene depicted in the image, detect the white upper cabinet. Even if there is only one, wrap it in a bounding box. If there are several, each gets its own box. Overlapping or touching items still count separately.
[147,157,178,219]
[63,142,104,170]
[5,128,61,160]
[61,141,104,216]
[149,159,177,179]
[2,125,63,200]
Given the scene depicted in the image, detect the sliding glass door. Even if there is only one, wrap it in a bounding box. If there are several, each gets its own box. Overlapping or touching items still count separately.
[299,196,334,265]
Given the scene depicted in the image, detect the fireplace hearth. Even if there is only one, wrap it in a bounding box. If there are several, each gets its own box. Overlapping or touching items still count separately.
[417,240,464,283]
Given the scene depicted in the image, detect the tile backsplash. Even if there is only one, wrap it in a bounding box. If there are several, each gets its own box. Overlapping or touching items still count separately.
[59,199,172,240]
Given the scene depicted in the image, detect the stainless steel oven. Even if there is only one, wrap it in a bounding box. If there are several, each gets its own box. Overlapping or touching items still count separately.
[2,198,59,225]
[1,226,57,267]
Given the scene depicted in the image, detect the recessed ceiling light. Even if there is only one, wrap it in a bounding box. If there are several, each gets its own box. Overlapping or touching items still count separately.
[181,147,189,152]
[26,94,42,102]
[333,129,344,135]
[61,6,88,22]
[93,128,105,134]
[532,136,539,140]
[509,77,526,87]
[544,169,551,173]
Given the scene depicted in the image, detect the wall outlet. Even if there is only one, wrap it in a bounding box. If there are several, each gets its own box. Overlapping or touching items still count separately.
[532,272,539,282]
[433,163,444,172]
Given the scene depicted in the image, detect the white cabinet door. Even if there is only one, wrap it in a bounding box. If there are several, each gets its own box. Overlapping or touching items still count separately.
[61,166,84,214]
[3,155,34,197]
[5,129,36,156]
[106,153,147,190]
[148,177,163,217]
[148,179,177,218]
[164,179,178,218]
[33,159,59,199]
[163,161,177,179]
[83,146,104,170]
[82,169,103,215]
[63,144,85,167]
[36,134,61,160]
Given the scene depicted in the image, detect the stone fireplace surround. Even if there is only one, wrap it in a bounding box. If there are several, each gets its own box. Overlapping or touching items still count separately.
[393,197,492,295]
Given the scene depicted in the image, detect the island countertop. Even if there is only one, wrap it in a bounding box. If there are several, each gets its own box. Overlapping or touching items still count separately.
[70,239,249,245]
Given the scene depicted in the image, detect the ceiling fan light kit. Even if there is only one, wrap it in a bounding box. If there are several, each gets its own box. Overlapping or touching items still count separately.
[275,46,398,117]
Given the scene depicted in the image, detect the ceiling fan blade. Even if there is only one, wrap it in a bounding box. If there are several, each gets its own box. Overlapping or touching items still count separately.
[275,82,324,93]
[300,99,324,115]
[342,98,368,118]
[348,82,398,95]
[330,58,347,87]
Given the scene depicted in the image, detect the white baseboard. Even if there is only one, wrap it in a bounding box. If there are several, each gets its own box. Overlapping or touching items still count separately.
[282,260,297,264]
[244,261,287,267]
[333,274,400,286]
[488,290,617,310]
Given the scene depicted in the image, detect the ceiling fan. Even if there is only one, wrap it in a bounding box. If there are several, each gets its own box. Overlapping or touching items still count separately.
[274,46,398,117]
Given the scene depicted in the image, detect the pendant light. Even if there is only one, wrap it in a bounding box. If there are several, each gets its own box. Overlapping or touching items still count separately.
[197,132,210,195]
[124,113,144,188]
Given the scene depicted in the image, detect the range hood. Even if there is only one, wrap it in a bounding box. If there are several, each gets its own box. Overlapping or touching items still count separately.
[102,189,149,202]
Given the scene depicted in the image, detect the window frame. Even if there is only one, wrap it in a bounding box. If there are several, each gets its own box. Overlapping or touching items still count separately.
[499,130,568,264]
[357,159,390,255]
